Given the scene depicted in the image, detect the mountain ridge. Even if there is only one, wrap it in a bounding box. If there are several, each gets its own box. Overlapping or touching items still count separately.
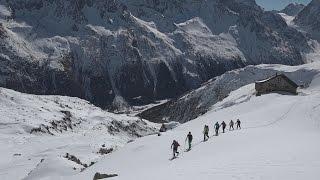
[294,0,320,41]
[0,0,316,110]
[280,3,305,16]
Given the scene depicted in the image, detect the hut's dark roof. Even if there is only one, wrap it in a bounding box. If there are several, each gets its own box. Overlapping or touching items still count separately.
[256,74,298,88]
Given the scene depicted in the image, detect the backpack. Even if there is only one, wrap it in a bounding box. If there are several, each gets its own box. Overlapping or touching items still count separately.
[204,126,209,133]
[215,123,220,129]
[173,141,179,148]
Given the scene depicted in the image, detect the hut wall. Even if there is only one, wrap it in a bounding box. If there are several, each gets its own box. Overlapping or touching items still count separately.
[255,76,297,95]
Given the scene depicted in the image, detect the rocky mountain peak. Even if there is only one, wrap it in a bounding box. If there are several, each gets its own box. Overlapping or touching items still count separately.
[280,2,305,16]
[294,0,320,41]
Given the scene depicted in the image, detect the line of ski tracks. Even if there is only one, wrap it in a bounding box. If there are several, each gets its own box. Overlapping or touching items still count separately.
[244,101,298,130]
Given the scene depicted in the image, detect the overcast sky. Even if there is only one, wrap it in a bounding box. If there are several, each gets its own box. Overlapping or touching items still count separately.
[256,0,311,10]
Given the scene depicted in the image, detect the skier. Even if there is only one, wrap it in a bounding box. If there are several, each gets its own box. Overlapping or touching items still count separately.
[203,125,209,141]
[171,140,180,158]
[229,120,234,131]
[214,122,220,136]
[221,121,226,133]
[236,119,241,129]
[185,132,193,151]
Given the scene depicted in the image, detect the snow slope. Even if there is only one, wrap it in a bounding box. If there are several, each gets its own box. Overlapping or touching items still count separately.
[65,71,320,180]
[0,88,158,180]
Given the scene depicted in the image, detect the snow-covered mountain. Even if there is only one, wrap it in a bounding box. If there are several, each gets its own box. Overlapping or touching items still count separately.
[294,0,320,41]
[0,0,316,110]
[0,87,158,180]
[140,62,320,123]
[280,3,305,16]
[1,1,320,179]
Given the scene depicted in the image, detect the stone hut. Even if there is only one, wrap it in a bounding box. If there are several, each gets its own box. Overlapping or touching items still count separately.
[255,74,298,95]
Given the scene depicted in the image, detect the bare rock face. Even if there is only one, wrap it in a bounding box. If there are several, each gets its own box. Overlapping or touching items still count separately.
[294,0,320,41]
[0,0,313,110]
[280,3,305,16]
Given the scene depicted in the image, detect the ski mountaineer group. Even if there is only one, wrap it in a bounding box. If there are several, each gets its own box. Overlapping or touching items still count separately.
[170,119,241,159]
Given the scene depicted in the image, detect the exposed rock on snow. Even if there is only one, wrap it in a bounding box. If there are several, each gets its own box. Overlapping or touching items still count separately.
[93,172,118,180]
[97,147,113,155]
[64,153,94,171]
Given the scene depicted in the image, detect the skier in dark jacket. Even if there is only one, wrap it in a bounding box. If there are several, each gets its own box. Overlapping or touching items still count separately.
[229,120,234,131]
[221,121,226,133]
[171,140,180,158]
[214,122,220,136]
[185,132,193,150]
[203,125,209,141]
[236,119,241,129]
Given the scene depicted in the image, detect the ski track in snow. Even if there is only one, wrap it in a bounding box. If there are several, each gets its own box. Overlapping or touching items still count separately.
[244,101,297,129]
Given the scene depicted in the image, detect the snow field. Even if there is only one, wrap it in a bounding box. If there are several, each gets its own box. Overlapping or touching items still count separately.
[66,75,320,180]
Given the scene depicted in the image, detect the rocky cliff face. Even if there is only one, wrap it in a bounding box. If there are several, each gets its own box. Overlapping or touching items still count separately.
[294,0,320,41]
[0,0,314,110]
[280,3,305,16]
